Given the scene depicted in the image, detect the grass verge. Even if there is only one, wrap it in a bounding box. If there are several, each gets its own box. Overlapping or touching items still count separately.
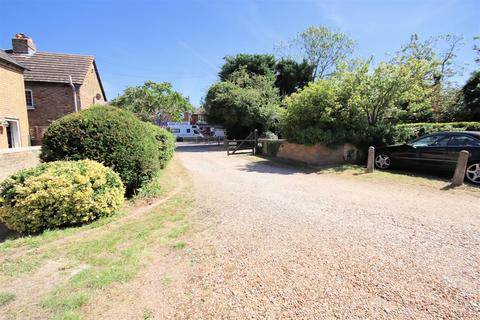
[0,292,15,307]
[243,154,480,193]
[0,158,193,320]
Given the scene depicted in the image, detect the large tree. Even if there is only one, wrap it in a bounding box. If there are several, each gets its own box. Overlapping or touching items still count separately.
[348,59,433,126]
[204,68,280,138]
[395,34,464,114]
[110,81,194,123]
[219,54,276,81]
[278,25,355,80]
[474,35,480,64]
[275,58,314,96]
[463,71,480,120]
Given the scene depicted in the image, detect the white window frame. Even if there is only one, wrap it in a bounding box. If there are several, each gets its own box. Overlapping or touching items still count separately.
[25,89,34,110]
[5,117,22,148]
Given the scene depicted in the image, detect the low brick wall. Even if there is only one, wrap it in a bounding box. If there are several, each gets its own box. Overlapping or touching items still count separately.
[258,139,358,166]
[0,146,41,181]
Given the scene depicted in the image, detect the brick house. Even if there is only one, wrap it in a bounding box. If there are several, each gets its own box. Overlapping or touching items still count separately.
[191,107,206,125]
[0,49,30,149]
[6,34,106,145]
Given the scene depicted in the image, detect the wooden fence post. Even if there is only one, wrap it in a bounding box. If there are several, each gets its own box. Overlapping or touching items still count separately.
[452,150,469,186]
[253,129,258,155]
[366,146,375,173]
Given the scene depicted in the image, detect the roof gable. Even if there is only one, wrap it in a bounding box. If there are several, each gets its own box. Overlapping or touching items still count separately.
[0,49,26,69]
[6,51,93,84]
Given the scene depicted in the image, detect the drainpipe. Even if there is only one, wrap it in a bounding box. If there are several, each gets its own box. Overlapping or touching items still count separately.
[69,75,78,112]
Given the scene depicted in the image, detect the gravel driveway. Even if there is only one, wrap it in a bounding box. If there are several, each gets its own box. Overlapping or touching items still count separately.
[92,145,480,319]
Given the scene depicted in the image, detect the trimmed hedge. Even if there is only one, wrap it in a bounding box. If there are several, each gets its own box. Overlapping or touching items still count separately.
[40,106,161,195]
[144,123,176,169]
[0,160,124,234]
[393,122,480,144]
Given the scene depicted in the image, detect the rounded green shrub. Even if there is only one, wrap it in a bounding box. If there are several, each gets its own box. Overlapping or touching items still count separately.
[280,80,364,146]
[0,160,124,234]
[144,123,176,169]
[40,106,161,195]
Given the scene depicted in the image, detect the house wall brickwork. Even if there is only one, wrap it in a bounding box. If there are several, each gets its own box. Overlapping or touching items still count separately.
[0,61,30,148]
[26,62,106,145]
[25,82,79,145]
[79,63,106,109]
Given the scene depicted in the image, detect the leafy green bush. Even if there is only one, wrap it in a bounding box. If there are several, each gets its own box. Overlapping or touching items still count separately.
[280,79,364,146]
[0,160,124,234]
[259,139,282,157]
[40,106,160,195]
[204,68,280,139]
[354,123,399,149]
[144,123,175,168]
[393,122,480,144]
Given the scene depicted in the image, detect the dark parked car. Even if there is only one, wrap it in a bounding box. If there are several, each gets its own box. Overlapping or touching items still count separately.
[375,131,480,184]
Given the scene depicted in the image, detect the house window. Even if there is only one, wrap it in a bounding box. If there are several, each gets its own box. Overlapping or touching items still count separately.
[25,90,34,110]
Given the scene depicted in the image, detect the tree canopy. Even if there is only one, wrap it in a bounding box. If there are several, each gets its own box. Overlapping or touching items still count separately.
[110,81,194,123]
[348,59,433,126]
[204,68,280,138]
[281,77,363,145]
[278,25,355,80]
[219,54,276,81]
[275,59,314,96]
[463,71,480,120]
[203,27,478,146]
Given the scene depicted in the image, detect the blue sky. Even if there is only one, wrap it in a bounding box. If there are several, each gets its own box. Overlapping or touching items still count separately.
[1,0,479,106]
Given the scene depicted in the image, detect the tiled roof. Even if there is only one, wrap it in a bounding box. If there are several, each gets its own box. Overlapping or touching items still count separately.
[0,49,25,69]
[194,107,206,115]
[6,51,93,84]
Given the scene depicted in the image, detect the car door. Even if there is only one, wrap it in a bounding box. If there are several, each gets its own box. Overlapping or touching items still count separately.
[411,134,451,168]
[389,144,418,167]
[445,134,480,168]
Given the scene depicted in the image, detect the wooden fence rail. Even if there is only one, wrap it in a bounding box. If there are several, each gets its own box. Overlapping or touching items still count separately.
[226,129,258,156]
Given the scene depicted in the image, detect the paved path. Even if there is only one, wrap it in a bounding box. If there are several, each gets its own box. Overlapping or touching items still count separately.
[94,145,480,319]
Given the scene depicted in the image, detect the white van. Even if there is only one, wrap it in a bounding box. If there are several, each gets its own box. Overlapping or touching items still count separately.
[211,128,225,138]
[168,123,204,141]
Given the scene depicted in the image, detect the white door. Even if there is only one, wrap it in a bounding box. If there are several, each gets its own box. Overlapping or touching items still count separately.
[6,118,21,148]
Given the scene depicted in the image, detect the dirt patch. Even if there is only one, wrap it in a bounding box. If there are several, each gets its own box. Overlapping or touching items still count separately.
[0,260,89,319]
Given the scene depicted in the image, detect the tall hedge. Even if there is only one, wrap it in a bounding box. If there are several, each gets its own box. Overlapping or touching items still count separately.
[144,123,176,168]
[0,160,124,234]
[40,106,160,195]
[393,122,480,144]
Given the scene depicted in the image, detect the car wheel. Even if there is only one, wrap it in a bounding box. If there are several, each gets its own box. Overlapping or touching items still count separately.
[465,162,480,185]
[375,154,391,169]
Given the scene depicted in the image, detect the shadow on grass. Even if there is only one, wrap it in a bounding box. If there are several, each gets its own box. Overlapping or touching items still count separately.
[239,155,479,191]
[0,223,16,243]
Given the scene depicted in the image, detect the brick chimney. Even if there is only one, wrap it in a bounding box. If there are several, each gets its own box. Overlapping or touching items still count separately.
[12,33,36,54]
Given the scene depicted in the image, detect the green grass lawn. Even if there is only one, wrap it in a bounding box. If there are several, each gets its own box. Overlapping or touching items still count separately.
[0,158,194,320]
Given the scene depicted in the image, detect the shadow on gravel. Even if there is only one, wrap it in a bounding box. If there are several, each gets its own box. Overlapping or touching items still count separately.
[175,144,225,153]
[238,155,479,190]
[237,158,316,175]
